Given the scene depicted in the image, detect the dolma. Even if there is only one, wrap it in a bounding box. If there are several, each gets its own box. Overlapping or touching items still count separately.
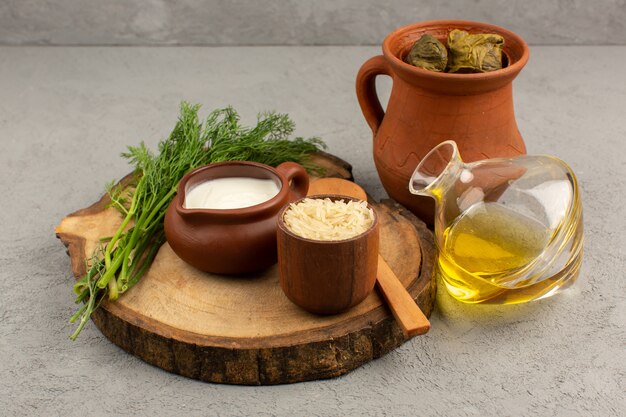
[447,29,504,73]
[405,34,448,72]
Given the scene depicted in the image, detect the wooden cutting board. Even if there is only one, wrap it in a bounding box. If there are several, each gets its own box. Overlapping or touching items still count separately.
[56,152,436,385]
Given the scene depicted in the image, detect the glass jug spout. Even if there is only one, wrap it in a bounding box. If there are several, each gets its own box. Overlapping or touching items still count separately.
[409,140,463,202]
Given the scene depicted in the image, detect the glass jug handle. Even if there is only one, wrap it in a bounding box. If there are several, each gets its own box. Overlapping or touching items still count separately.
[356,55,393,136]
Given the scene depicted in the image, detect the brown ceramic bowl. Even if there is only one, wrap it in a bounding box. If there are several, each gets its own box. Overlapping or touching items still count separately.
[164,160,309,274]
[277,195,379,314]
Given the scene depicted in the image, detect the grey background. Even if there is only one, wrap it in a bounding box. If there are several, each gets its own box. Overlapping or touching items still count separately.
[1,0,626,45]
[1,2,625,417]
[1,44,625,417]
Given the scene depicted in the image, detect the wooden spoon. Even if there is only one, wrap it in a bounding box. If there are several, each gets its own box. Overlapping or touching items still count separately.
[307,178,430,337]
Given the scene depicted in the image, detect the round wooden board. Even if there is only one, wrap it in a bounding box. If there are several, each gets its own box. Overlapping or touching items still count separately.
[56,152,436,385]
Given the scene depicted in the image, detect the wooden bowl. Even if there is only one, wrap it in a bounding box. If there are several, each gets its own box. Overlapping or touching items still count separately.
[276,195,379,314]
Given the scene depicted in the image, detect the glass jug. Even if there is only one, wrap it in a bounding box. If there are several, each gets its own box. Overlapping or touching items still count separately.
[409,141,583,304]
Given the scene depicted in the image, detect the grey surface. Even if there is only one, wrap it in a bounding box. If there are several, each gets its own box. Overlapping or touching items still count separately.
[1,0,626,46]
[0,45,625,416]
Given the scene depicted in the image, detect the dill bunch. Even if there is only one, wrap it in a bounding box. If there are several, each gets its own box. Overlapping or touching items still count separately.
[70,102,325,340]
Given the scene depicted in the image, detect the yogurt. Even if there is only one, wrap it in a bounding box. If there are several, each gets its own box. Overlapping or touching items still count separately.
[184,177,280,209]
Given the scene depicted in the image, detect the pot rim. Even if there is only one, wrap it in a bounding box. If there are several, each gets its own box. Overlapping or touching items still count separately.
[277,194,379,244]
[175,160,289,219]
[383,19,529,83]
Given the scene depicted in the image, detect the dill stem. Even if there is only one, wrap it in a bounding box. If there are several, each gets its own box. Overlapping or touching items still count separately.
[119,238,149,291]
[116,208,149,288]
[73,273,90,296]
[104,177,143,269]
[117,216,163,291]
[115,187,175,289]
[73,259,102,296]
[108,278,119,301]
[70,279,99,341]
[95,252,124,289]
[75,288,89,304]
[127,237,161,288]
[69,301,89,323]
[142,188,177,232]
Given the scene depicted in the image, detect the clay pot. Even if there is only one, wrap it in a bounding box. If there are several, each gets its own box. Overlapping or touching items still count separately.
[277,195,379,315]
[164,161,309,274]
[356,20,529,223]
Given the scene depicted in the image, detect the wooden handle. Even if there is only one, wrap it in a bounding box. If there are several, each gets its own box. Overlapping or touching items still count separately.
[355,55,392,136]
[307,178,367,200]
[376,254,430,337]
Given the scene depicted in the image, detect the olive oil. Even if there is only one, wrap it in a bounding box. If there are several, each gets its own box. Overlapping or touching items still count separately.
[409,141,583,304]
[438,202,572,304]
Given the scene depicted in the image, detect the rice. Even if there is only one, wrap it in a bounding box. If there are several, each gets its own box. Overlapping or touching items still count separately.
[283,197,375,241]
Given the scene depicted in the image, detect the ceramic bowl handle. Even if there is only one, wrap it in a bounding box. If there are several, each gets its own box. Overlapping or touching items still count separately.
[276,162,309,199]
[356,55,393,136]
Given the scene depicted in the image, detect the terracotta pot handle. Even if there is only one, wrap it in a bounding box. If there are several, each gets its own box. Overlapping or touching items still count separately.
[356,55,392,136]
[276,162,309,199]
